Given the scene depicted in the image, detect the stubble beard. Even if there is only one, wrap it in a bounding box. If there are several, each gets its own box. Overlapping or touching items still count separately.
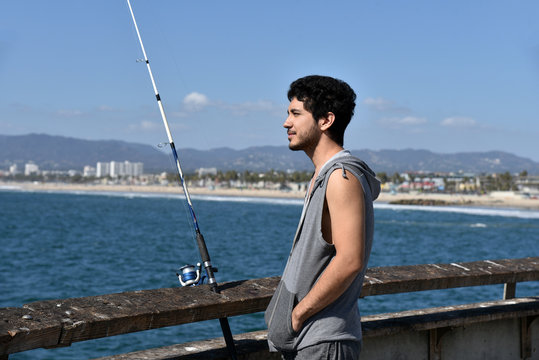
[288,127,319,153]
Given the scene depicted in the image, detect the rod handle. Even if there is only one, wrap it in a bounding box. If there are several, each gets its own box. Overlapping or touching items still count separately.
[196,231,218,289]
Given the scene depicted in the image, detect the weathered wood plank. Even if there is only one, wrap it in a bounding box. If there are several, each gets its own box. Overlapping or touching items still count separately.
[92,330,279,360]
[92,298,539,360]
[361,257,539,296]
[0,307,62,354]
[16,278,279,349]
[1,258,538,356]
[360,297,539,337]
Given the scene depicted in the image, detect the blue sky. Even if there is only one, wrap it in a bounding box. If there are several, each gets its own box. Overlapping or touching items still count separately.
[1,1,538,161]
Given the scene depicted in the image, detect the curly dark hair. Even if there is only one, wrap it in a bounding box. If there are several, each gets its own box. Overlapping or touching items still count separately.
[287,75,356,146]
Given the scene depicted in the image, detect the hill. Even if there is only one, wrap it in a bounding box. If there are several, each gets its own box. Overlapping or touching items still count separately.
[0,134,170,173]
[1,134,538,174]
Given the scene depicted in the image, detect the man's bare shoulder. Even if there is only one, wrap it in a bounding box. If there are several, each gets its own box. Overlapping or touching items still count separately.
[326,168,364,201]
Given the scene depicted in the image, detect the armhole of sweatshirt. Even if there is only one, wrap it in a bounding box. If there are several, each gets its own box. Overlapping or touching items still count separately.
[315,168,337,249]
[316,165,364,249]
[319,165,371,244]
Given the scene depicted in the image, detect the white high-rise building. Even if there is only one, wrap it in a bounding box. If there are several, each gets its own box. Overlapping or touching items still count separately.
[124,161,143,176]
[24,163,39,176]
[124,161,134,176]
[133,162,143,176]
[96,162,110,178]
[110,161,123,178]
[83,166,96,177]
[95,161,144,178]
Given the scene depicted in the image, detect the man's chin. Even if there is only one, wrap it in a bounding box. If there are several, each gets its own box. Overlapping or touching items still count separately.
[288,143,302,151]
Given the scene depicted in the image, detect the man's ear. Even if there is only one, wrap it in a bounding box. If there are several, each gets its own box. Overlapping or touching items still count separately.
[319,112,335,131]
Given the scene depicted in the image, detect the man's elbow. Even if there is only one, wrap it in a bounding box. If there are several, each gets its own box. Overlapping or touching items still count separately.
[337,255,364,276]
[348,260,364,275]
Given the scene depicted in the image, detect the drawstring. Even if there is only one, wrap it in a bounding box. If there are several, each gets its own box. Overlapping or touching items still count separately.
[340,164,348,179]
[318,163,349,189]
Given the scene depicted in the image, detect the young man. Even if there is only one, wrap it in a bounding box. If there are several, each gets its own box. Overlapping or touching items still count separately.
[265,75,380,359]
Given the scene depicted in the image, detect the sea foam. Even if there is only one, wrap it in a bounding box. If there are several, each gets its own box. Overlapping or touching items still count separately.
[374,202,539,219]
[3,186,538,218]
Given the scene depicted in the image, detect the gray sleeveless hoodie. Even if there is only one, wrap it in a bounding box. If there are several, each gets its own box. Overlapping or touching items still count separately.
[264,150,380,352]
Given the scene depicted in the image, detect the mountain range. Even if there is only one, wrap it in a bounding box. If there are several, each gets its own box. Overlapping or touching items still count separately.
[1,133,538,175]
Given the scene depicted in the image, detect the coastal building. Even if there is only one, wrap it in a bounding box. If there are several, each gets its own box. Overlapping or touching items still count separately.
[516,175,539,196]
[96,162,110,178]
[110,161,123,178]
[95,161,144,178]
[123,161,143,177]
[9,164,19,175]
[24,163,39,176]
[196,167,218,177]
[83,166,96,177]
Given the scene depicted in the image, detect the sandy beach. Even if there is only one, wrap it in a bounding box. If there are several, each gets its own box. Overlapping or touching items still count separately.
[2,181,538,210]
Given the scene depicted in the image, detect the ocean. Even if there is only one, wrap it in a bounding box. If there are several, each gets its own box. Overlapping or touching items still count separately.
[1,188,538,359]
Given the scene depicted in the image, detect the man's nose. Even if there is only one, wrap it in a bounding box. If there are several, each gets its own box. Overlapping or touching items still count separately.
[283,116,292,128]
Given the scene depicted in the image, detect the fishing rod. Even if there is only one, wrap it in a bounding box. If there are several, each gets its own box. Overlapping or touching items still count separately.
[126,1,238,359]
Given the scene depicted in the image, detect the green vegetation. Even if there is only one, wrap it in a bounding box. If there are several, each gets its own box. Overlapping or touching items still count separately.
[2,168,535,195]
[185,170,313,184]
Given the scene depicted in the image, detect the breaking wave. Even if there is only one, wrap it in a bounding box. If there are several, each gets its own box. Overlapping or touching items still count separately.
[374,202,539,219]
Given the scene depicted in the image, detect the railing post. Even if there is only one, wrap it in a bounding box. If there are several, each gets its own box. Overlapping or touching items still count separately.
[429,327,450,360]
[520,316,536,359]
[504,282,516,299]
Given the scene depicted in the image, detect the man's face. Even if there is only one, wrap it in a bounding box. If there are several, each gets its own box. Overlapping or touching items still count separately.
[284,97,320,151]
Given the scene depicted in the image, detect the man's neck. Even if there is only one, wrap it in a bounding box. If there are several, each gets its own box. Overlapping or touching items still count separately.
[306,139,344,174]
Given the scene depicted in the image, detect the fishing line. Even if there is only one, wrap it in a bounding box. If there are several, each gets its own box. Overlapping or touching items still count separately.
[163,143,199,250]
[156,141,198,256]
[126,1,238,359]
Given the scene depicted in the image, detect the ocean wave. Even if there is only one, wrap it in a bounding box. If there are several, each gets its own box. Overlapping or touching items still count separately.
[0,185,22,190]
[190,194,304,206]
[3,186,538,218]
[84,191,305,206]
[470,223,487,228]
[85,192,539,216]
[374,203,539,219]
[3,187,306,206]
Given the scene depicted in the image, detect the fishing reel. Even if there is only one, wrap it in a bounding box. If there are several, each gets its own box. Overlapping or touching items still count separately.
[177,263,205,286]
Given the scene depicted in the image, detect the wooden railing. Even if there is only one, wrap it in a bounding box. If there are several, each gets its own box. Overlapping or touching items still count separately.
[1,257,538,359]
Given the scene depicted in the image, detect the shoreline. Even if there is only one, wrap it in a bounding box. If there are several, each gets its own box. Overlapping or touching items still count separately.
[2,181,538,210]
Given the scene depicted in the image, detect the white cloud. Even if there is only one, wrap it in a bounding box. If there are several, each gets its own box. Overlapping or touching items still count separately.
[363,97,393,111]
[363,97,412,114]
[56,109,84,117]
[400,116,427,125]
[141,121,159,130]
[441,116,477,127]
[219,100,283,116]
[183,92,210,111]
[177,92,283,119]
[97,105,116,112]
[380,116,427,127]
[129,121,160,132]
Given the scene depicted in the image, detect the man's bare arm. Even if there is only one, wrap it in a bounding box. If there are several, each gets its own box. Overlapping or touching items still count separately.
[291,169,366,332]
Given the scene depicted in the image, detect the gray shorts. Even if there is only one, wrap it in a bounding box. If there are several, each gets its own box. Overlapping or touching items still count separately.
[281,340,362,360]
